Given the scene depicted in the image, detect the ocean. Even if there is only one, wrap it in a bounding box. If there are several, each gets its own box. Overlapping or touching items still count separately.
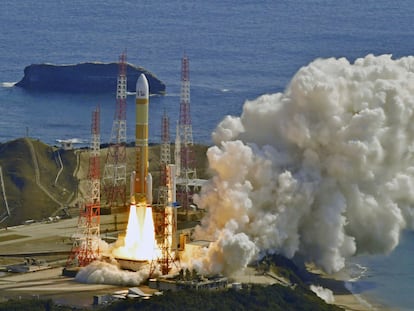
[1,0,414,309]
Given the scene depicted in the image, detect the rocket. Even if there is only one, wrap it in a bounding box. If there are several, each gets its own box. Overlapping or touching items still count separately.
[132,73,152,205]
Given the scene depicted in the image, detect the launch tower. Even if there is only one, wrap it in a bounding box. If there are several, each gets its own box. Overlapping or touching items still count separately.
[158,110,171,206]
[176,54,198,212]
[156,110,178,274]
[67,106,101,267]
[102,52,128,209]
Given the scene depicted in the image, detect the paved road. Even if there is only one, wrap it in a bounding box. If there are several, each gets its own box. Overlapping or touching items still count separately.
[0,212,130,307]
[0,267,128,306]
[0,213,128,254]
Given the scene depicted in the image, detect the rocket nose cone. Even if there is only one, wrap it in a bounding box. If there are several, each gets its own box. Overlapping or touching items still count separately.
[136,74,149,98]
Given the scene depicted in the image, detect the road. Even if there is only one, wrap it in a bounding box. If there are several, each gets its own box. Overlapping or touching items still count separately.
[0,267,128,306]
[0,213,131,306]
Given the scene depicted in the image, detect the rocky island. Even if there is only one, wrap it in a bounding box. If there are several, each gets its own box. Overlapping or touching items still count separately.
[15,62,166,94]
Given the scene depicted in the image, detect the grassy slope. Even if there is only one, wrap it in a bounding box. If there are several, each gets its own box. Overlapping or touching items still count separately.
[0,138,77,226]
[0,139,209,226]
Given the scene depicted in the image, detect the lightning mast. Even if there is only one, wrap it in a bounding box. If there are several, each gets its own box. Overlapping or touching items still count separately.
[102,52,128,209]
[67,106,101,267]
[174,121,181,178]
[176,54,197,212]
[157,110,178,274]
[158,110,171,206]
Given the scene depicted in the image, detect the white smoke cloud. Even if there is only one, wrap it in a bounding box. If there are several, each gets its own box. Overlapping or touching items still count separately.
[191,54,414,274]
[310,285,335,304]
[184,220,258,275]
[212,115,245,143]
[75,259,150,286]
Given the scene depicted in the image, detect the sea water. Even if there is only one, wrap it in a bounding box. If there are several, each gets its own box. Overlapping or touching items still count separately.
[1,1,414,309]
[348,231,414,310]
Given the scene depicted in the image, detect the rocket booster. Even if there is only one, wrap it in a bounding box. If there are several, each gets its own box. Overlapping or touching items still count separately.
[133,74,152,205]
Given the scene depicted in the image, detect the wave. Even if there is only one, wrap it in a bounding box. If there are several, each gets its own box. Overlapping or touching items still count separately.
[164,92,180,97]
[347,263,368,282]
[56,138,87,144]
[1,82,16,87]
[343,263,377,310]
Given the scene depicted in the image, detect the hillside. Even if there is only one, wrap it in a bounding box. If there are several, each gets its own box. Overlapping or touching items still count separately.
[0,138,209,227]
[0,138,77,226]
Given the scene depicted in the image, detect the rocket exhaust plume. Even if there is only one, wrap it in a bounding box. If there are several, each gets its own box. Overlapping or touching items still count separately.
[188,55,414,275]
[112,74,159,262]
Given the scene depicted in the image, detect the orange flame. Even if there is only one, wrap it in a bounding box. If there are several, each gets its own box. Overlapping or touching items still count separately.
[113,203,160,261]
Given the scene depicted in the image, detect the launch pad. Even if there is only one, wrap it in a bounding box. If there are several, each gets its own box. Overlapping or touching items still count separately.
[114,257,149,272]
[64,55,196,280]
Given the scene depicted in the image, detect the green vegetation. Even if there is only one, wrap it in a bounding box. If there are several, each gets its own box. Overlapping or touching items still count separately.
[258,254,308,287]
[0,138,77,226]
[0,283,342,311]
[102,284,342,311]
[0,298,75,311]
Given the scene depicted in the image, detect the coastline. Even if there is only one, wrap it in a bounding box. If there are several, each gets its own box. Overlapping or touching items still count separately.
[331,282,391,311]
[306,265,394,311]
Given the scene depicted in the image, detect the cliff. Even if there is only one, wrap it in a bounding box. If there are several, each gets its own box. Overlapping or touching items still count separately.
[15,62,166,94]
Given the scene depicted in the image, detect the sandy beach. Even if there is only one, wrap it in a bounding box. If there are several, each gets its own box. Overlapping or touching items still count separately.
[306,265,396,311]
[331,283,393,311]
[333,293,385,311]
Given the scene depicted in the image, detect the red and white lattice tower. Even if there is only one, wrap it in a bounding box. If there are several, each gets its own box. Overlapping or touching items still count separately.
[102,52,128,209]
[176,54,197,211]
[158,109,171,206]
[67,106,101,267]
[157,110,178,274]
[174,121,181,178]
